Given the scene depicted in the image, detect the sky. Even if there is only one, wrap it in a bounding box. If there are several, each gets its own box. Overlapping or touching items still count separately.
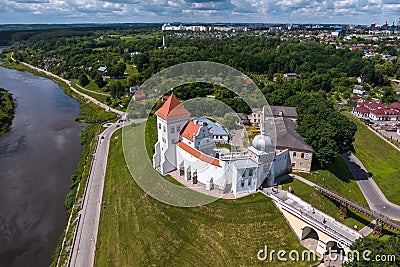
[0,0,399,25]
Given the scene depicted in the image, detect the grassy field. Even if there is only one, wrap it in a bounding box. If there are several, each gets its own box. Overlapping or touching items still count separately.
[280,177,397,240]
[294,156,368,207]
[95,126,313,267]
[345,113,400,206]
[280,178,370,231]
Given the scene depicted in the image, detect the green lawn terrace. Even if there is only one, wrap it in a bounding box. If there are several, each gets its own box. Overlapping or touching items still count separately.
[96,127,313,267]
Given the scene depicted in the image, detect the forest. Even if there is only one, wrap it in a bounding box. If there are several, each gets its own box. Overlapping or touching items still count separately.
[0,88,16,134]
[1,26,399,166]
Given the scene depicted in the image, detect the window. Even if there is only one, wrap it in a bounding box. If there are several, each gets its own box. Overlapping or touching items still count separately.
[242,170,246,177]
[163,126,166,133]
[248,179,251,186]
[158,123,161,129]
[171,126,175,134]
[301,153,304,159]
[162,137,166,143]
[249,168,253,176]
[177,125,181,132]
[241,180,245,187]
[292,163,295,167]
[263,165,268,173]
[293,152,297,157]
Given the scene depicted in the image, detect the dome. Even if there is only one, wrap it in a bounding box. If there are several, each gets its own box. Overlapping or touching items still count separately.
[252,134,274,153]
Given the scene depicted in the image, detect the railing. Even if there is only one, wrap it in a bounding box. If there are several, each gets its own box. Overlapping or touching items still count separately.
[269,192,361,246]
[67,120,112,266]
[315,185,400,232]
[219,152,249,160]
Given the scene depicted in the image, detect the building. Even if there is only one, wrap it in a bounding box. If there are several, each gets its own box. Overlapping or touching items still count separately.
[129,86,139,94]
[250,106,298,125]
[194,116,230,144]
[352,101,400,121]
[274,117,314,172]
[132,91,146,101]
[153,95,291,198]
[353,85,365,95]
[283,73,297,80]
[357,76,365,83]
[236,113,251,126]
[97,66,107,76]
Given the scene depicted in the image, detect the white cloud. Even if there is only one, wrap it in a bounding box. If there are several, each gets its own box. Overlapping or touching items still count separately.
[0,0,398,24]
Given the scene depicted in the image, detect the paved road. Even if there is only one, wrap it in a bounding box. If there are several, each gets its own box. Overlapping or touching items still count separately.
[18,61,125,117]
[341,153,400,221]
[69,119,145,267]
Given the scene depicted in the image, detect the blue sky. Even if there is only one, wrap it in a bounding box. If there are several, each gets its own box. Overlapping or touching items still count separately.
[0,0,399,25]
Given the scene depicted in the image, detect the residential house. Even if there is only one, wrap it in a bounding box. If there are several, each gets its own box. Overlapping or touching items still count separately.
[283,73,297,80]
[97,66,107,76]
[353,85,365,95]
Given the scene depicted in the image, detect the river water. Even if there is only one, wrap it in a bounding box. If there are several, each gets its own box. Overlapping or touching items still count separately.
[0,58,84,266]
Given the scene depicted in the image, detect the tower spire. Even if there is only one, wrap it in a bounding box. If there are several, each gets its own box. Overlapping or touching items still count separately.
[261,106,266,135]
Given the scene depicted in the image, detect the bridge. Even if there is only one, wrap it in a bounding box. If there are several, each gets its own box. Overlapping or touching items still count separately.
[315,185,400,237]
[261,189,363,258]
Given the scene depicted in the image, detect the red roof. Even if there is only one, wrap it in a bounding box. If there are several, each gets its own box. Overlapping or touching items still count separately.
[389,102,400,111]
[354,106,369,113]
[181,120,201,141]
[155,94,190,119]
[177,142,221,167]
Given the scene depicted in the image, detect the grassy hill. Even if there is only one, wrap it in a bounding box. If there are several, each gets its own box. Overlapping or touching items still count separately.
[95,127,312,267]
[345,113,400,206]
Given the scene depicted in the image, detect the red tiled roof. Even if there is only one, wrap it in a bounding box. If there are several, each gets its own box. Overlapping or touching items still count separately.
[389,102,400,111]
[181,120,201,141]
[177,142,221,167]
[354,106,369,113]
[155,94,190,119]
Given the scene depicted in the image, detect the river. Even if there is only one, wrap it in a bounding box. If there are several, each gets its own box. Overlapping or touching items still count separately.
[0,56,84,266]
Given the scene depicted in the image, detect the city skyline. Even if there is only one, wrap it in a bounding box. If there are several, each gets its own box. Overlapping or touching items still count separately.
[0,0,399,25]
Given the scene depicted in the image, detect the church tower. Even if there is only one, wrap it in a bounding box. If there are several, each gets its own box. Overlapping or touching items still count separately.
[153,94,190,175]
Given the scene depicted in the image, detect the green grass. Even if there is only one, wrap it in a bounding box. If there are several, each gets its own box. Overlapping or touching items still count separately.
[280,177,397,240]
[295,156,368,207]
[71,81,109,103]
[95,126,313,267]
[85,79,110,95]
[280,178,370,231]
[345,113,400,206]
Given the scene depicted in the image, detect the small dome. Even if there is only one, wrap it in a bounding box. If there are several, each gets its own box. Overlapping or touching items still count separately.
[252,134,274,153]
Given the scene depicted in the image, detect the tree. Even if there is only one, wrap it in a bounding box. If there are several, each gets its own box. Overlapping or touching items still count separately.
[286,92,357,167]
[109,82,124,98]
[79,73,90,87]
[381,87,397,104]
[94,74,106,88]
[108,62,126,77]
[345,235,400,267]
[0,88,16,134]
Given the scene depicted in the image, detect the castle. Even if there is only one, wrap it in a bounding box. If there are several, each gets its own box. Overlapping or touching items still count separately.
[153,94,291,198]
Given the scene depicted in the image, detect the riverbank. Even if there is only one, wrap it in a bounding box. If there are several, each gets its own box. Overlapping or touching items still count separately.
[0,58,118,266]
[0,87,16,134]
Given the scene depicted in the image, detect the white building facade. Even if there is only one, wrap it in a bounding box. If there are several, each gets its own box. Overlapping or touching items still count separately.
[153,95,291,198]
